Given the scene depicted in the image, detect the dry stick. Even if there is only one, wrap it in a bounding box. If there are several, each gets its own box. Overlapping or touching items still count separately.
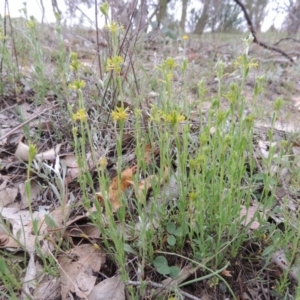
[234,0,295,65]
[66,0,106,43]
[6,1,20,74]
[66,0,95,27]
[274,37,300,46]
[104,0,139,126]
[0,0,8,74]
[0,104,59,142]
[0,103,17,114]
[39,0,45,24]
[94,0,103,79]
[127,10,154,134]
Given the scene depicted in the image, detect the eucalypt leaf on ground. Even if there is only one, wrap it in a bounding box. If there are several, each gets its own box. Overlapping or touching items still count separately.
[166,221,182,246]
[153,256,180,278]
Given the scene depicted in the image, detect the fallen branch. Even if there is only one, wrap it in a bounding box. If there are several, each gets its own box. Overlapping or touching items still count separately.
[274,37,300,46]
[0,104,59,142]
[234,0,295,65]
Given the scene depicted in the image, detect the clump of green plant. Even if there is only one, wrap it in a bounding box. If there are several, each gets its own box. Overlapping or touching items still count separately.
[67,17,298,297]
[2,1,300,297]
[0,256,22,299]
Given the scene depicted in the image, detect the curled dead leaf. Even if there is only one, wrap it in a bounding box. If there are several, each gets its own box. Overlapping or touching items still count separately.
[15,140,30,161]
[35,144,62,160]
[221,270,232,277]
[96,166,136,211]
[0,235,20,248]
[128,166,169,202]
[15,139,62,162]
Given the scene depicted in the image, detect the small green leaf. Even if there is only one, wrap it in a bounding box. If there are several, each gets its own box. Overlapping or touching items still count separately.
[167,222,176,234]
[174,227,182,237]
[157,264,170,275]
[154,256,168,269]
[45,214,59,229]
[154,256,170,274]
[124,244,138,255]
[153,256,173,275]
[262,245,275,257]
[169,266,181,278]
[167,234,176,246]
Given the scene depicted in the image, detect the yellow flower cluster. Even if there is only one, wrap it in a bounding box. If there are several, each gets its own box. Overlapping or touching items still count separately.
[72,109,87,122]
[106,56,124,73]
[158,57,177,72]
[69,80,86,90]
[149,108,185,126]
[105,22,124,33]
[70,52,82,72]
[165,110,186,124]
[111,107,129,122]
[26,17,36,29]
[234,55,258,69]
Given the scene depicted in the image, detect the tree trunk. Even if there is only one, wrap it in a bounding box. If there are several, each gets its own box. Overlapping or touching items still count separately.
[194,0,210,34]
[245,0,268,32]
[180,0,188,31]
[156,0,169,27]
[284,0,300,34]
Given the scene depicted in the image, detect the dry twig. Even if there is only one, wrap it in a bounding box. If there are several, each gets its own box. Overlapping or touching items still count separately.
[234,0,295,64]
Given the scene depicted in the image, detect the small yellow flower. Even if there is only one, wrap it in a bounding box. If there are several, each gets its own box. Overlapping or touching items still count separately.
[69,80,86,90]
[248,59,259,68]
[188,192,197,201]
[72,108,87,122]
[157,57,177,73]
[28,144,38,161]
[165,110,185,125]
[26,16,36,29]
[99,157,108,170]
[245,114,254,125]
[105,22,124,33]
[182,35,188,41]
[234,55,258,69]
[106,56,124,73]
[70,52,82,72]
[111,107,129,122]
[234,55,243,69]
[163,57,176,71]
[149,107,166,123]
[26,19,36,29]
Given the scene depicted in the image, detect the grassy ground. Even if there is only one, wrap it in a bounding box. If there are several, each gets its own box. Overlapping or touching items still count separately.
[1,8,300,300]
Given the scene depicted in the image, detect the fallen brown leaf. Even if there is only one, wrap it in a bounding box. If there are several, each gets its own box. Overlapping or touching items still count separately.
[240,203,266,230]
[58,244,106,300]
[128,166,169,202]
[96,166,137,211]
[87,275,125,300]
[221,269,232,277]
[15,139,62,162]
